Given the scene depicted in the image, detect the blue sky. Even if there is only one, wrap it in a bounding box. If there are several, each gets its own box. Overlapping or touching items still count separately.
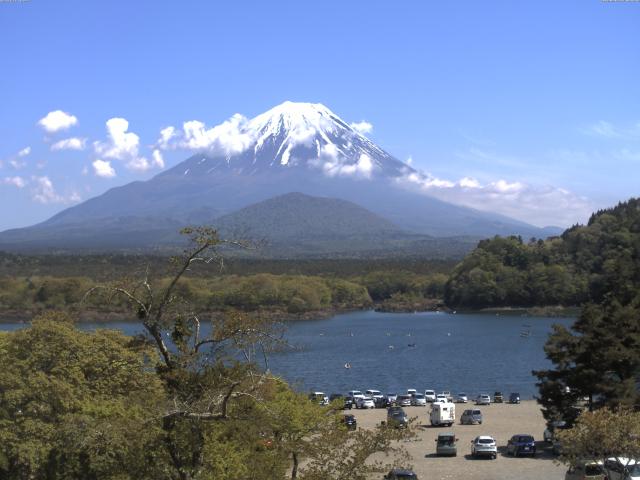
[1,0,639,230]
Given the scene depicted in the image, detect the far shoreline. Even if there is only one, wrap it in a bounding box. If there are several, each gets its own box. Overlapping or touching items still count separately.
[0,303,579,325]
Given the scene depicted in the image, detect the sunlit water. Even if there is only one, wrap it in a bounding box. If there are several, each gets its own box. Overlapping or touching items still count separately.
[1,310,573,400]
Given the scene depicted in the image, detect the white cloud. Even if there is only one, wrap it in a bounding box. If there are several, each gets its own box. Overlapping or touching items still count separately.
[2,147,31,169]
[459,176,480,188]
[92,159,116,178]
[156,126,176,150]
[582,120,640,140]
[397,169,592,228]
[30,176,62,204]
[178,114,255,156]
[94,117,162,172]
[37,110,78,132]
[2,176,27,188]
[69,191,82,203]
[18,147,31,157]
[94,117,140,160]
[126,156,152,172]
[29,176,80,204]
[51,137,86,151]
[350,121,373,135]
[318,145,376,179]
[151,149,164,168]
[9,159,26,170]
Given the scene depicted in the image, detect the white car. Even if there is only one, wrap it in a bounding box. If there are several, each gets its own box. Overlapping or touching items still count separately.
[475,394,491,405]
[411,393,427,406]
[456,393,468,403]
[441,391,453,402]
[424,390,436,402]
[309,391,329,405]
[471,436,497,459]
[356,397,375,409]
[605,457,640,480]
[365,389,384,401]
[407,388,417,396]
[434,394,448,403]
[347,390,366,403]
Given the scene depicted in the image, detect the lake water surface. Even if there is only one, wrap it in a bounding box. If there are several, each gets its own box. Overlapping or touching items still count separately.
[1,310,573,400]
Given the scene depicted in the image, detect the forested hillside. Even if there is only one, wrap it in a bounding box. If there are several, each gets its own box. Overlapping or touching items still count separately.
[0,270,449,320]
[445,198,640,309]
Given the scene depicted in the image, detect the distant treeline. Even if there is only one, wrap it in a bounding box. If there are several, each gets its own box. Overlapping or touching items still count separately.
[0,269,450,319]
[445,198,640,309]
[0,253,455,279]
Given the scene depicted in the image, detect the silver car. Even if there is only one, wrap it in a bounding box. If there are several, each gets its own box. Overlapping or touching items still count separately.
[460,409,483,425]
[411,393,427,406]
[356,397,375,409]
[471,435,497,459]
[475,394,491,405]
[456,392,468,403]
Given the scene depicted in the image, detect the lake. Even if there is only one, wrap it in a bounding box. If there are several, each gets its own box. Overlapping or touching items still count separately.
[0,310,573,400]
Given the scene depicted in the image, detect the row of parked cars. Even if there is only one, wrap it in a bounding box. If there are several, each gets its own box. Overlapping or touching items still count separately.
[313,389,522,409]
[383,432,538,479]
[434,432,536,457]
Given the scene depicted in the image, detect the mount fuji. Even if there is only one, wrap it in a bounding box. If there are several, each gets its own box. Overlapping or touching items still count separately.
[0,101,559,254]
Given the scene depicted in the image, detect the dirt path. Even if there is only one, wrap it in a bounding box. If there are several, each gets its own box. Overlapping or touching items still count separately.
[350,400,566,480]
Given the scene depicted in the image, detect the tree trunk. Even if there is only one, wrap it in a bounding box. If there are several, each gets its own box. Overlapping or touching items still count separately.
[291,451,299,480]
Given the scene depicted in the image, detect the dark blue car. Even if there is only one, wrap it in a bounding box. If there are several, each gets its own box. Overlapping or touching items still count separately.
[507,434,536,457]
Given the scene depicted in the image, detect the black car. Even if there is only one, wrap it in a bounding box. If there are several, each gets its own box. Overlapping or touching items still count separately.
[342,414,357,431]
[508,392,520,404]
[506,434,536,457]
[386,406,408,428]
[374,396,389,408]
[384,468,418,479]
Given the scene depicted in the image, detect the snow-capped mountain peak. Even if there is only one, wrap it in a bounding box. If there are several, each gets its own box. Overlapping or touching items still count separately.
[164,101,408,178]
[248,101,349,138]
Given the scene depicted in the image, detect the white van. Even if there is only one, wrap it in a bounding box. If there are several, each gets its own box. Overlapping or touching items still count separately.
[430,402,455,427]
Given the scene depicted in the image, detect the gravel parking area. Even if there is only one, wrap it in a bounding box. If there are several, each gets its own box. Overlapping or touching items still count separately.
[350,400,566,480]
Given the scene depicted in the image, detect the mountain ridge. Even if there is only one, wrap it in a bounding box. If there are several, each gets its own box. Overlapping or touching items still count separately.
[0,101,561,253]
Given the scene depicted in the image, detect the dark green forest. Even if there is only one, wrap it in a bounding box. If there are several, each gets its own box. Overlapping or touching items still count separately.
[530,199,640,423]
[0,263,451,320]
[444,198,640,309]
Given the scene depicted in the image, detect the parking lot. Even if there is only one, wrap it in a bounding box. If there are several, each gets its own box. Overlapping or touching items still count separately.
[351,400,567,480]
